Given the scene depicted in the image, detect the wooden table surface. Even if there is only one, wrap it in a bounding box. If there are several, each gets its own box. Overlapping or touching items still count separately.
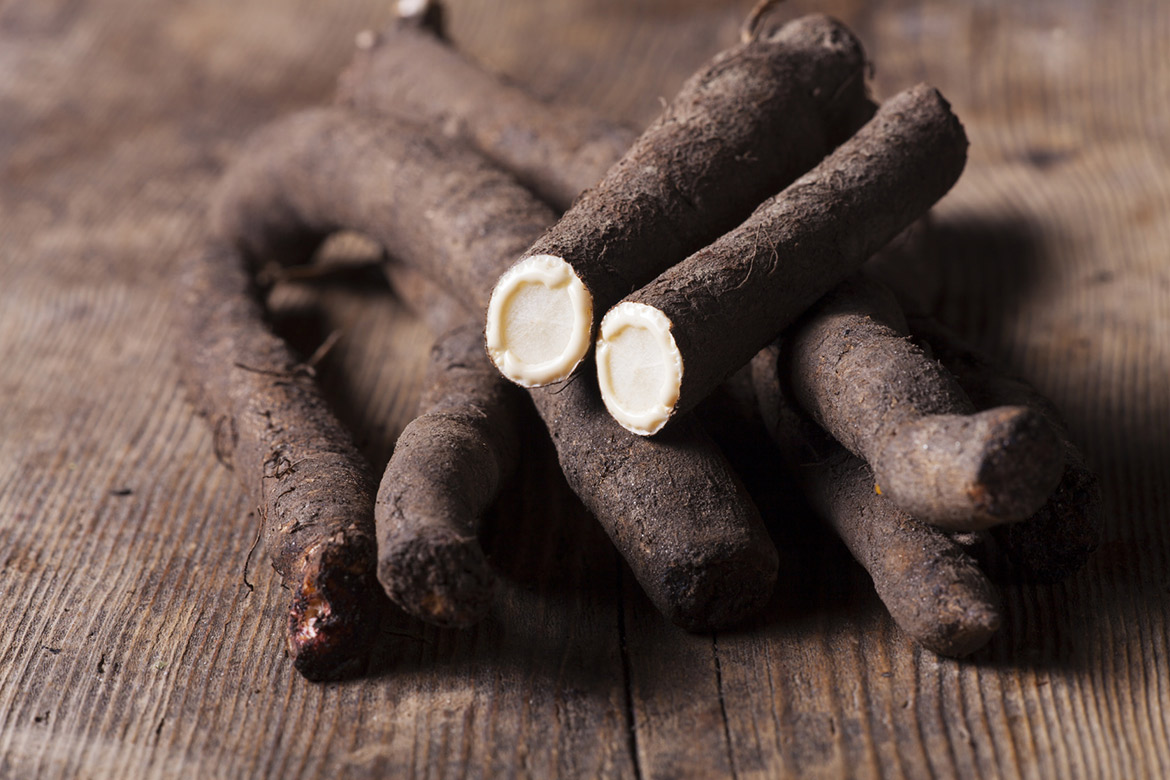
[3,0,1168,776]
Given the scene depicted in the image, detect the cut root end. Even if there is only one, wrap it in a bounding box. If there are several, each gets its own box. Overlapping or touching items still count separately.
[596,302,683,436]
[486,254,593,387]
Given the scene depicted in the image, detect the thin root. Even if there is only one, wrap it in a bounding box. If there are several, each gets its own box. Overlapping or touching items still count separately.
[741,0,789,44]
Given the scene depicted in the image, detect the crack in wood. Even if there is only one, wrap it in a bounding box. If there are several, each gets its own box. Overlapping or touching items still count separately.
[616,563,644,780]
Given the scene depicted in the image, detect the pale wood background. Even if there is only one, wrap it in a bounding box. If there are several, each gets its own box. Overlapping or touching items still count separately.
[2,0,1168,777]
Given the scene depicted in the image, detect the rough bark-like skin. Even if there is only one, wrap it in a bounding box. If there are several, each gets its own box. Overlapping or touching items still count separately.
[623,84,968,428]
[334,14,989,625]
[336,8,637,210]
[529,373,776,630]
[213,110,778,630]
[178,244,380,681]
[804,450,1002,656]
[909,316,1102,582]
[787,275,1065,529]
[385,279,776,630]
[212,110,552,317]
[511,14,871,328]
[376,324,522,627]
[750,344,1001,657]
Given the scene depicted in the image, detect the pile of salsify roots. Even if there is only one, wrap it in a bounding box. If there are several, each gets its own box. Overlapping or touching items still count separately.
[179,0,1099,680]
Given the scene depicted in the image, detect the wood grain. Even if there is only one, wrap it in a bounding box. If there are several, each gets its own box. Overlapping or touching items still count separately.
[1,0,1167,777]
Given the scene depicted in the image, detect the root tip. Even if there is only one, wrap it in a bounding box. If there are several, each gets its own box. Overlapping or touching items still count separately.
[972,406,1065,522]
[378,532,496,628]
[287,548,381,682]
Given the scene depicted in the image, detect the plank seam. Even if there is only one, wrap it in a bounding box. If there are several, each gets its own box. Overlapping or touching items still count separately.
[616,563,644,780]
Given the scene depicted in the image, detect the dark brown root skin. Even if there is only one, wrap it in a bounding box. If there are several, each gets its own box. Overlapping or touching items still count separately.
[510,13,871,328]
[805,450,1003,657]
[214,110,778,631]
[377,521,493,628]
[336,5,636,210]
[376,324,523,627]
[908,316,1102,582]
[177,244,380,681]
[338,9,1004,632]
[617,85,968,431]
[787,275,1065,530]
[749,345,1002,657]
[346,12,870,626]
[211,109,555,316]
[341,5,877,221]
[528,372,778,632]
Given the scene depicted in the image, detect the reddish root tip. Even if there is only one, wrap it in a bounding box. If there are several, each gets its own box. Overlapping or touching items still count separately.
[287,547,381,681]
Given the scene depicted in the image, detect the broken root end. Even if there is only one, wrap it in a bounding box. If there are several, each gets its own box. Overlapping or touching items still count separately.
[288,547,382,682]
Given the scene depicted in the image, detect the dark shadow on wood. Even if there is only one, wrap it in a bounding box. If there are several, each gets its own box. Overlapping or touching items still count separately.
[697,385,881,638]
[481,407,624,601]
[267,259,405,474]
[930,216,1043,349]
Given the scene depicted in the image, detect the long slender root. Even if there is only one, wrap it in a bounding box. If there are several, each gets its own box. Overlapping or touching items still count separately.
[178,243,380,680]
[375,323,523,626]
